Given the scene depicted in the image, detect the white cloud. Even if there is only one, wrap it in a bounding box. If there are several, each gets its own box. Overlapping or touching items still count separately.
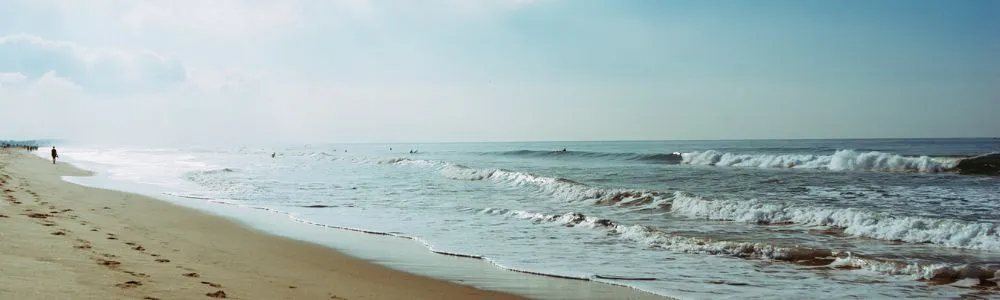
[0,72,27,86]
[27,0,304,38]
[35,71,82,91]
[0,34,185,93]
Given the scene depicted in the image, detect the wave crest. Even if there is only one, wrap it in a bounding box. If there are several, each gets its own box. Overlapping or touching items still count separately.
[493,150,683,164]
[482,208,1000,285]
[669,192,1000,251]
[681,149,959,172]
[443,165,667,206]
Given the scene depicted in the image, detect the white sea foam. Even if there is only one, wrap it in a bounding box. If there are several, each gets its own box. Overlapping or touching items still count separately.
[443,165,666,206]
[669,192,1000,251]
[681,149,960,172]
[484,208,1000,283]
[446,162,1000,251]
[485,208,803,260]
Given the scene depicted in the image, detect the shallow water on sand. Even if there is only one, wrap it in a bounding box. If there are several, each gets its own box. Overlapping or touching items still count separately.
[56,139,1000,299]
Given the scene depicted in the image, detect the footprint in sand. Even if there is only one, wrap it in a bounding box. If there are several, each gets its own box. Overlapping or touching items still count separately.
[125,242,146,251]
[183,272,201,278]
[0,214,8,218]
[143,297,161,300]
[154,258,171,263]
[73,239,92,249]
[97,259,121,268]
[115,280,143,288]
[25,213,50,219]
[106,233,118,240]
[124,270,150,278]
[205,290,227,298]
[51,231,66,236]
[42,222,58,227]
[200,281,222,288]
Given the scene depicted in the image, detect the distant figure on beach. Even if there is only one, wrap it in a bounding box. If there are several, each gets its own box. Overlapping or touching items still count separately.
[50,146,58,164]
[271,152,276,158]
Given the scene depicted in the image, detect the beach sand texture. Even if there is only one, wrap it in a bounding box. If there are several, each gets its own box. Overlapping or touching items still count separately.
[0,149,524,300]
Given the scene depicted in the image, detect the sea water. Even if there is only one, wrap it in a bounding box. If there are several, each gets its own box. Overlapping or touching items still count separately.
[50,139,1000,299]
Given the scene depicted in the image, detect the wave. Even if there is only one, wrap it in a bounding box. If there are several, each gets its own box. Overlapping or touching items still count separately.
[489,149,1000,175]
[441,164,668,206]
[668,192,1000,251]
[435,162,1000,251]
[681,149,962,172]
[479,208,1000,286]
[493,150,684,164]
[374,157,438,166]
[190,167,237,175]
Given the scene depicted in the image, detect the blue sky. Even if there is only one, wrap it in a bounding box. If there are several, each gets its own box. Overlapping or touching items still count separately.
[0,0,997,145]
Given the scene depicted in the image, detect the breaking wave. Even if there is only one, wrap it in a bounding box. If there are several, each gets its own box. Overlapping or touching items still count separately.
[489,149,1000,174]
[493,150,683,164]
[192,167,237,175]
[479,208,1000,286]
[681,149,960,172]
[375,157,438,166]
[431,162,1000,251]
[441,164,668,206]
[668,192,1000,251]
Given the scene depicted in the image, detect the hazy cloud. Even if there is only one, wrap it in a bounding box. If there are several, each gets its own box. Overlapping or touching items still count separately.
[0,34,185,93]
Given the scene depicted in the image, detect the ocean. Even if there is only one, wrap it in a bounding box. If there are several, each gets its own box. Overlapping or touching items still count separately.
[48,138,1000,299]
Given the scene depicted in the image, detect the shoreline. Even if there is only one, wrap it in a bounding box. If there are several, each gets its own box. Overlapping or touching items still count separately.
[2,149,668,300]
[1,149,524,299]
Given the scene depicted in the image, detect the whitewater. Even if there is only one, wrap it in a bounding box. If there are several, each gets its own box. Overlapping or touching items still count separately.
[48,139,1000,299]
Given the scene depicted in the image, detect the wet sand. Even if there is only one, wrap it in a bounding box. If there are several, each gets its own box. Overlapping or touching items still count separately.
[0,149,527,300]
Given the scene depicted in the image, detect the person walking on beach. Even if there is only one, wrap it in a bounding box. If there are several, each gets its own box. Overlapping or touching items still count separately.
[51,146,58,164]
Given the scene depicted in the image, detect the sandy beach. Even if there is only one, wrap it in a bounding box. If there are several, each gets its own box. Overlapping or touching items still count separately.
[0,149,527,300]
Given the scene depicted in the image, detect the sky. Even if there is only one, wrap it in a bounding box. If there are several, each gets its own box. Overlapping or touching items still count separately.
[0,0,998,145]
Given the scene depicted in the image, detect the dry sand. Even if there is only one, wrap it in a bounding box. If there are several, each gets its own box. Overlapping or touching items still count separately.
[0,149,526,300]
